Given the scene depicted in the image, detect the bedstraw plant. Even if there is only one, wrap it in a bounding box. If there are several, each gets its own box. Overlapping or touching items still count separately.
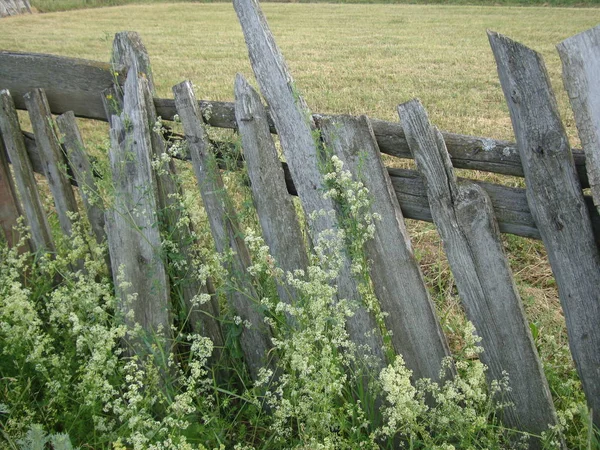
[1,123,597,449]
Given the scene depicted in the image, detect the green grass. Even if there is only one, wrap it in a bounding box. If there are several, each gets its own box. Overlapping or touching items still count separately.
[27,0,600,13]
[3,2,600,142]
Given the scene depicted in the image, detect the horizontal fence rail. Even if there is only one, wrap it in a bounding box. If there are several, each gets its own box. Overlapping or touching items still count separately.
[11,126,600,245]
[0,51,590,187]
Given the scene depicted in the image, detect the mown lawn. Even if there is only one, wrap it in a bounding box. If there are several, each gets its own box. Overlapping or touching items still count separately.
[2,3,600,140]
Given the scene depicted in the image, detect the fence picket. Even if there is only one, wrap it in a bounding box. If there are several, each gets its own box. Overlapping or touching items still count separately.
[318,114,451,383]
[0,89,54,254]
[55,111,106,248]
[234,74,309,325]
[140,76,225,358]
[105,67,171,350]
[234,0,386,368]
[24,88,79,238]
[0,132,25,249]
[557,25,600,215]
[112,31,155,94]
[489,31,600,427]
[399,99,559,444]
[173,80,274,381]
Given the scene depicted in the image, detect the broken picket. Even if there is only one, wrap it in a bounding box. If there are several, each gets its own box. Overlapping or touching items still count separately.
[399,98,560,445]
[173,80,274,381]
[489,30,600,428]
[318,114,451,383]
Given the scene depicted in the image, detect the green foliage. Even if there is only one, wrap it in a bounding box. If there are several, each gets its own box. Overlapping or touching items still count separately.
[1,143,599,448]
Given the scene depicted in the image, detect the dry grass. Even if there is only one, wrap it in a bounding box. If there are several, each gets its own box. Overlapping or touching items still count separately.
[1,1,598,352]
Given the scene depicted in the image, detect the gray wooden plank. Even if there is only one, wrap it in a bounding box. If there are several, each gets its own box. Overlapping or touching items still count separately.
[0,0,31,17]
[0,89,54,254]
[105,67,171,348]
[140,74,224,358]
[319,114,451,383]
[234,0,386,368]
[24,88,79,238]
[55,111,107,247]
[489,30,600,427]
[0,130,25,249]
[558,25,600,215]
[399,99,559,445]
[148,100,592,187]
[0,51,124,120]
[112,31,155,95]
[173,80,273,381]
[234,74,309,325]
[11,124,600,244]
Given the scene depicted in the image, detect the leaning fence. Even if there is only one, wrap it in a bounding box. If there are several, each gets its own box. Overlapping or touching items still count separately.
[0,2,599,447]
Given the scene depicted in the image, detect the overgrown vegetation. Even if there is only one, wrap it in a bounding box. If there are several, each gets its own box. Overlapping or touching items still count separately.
[1,128,596,447]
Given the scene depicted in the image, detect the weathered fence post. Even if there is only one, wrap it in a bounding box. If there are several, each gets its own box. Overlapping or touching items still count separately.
[489,31,600,427]
[55,111,107,248]
[399,98,560,445]
[234,0,386,369]
[0,0,31,17]
[110,31,225,354]
[112,31,155,94]
[0,130,25,250]
[557,24,600,216]
[105,67,171,352]
[24,88,79,238]
[0,90,54,254]
[234,74,309,324]
[318,114,451,383]
[173,80,274,381]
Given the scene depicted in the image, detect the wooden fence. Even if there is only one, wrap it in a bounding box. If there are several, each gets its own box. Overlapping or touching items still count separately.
[0,0,31,17]
[1,2,599,446]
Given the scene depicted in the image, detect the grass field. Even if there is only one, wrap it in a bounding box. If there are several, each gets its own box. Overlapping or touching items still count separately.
[27,0,600,13]
[2,3,600,140]
[2,3,600,447]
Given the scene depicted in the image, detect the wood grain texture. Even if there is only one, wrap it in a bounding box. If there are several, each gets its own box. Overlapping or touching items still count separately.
[56,111,107,250]
[489,30,600,427]
[105,68,171,347]
[141,76,224,358]
[24,88,79,237]
[234,74,309,323]
[0,0,31,17]
[235,0,386,368]
[0,52,123,120]
[0,129,24,249]
[112,31,155,94]
[399,99,559,444]
[0,89,54,254]
[173,80,273,381]
[558,25,600,214]
[319,114,451,383]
